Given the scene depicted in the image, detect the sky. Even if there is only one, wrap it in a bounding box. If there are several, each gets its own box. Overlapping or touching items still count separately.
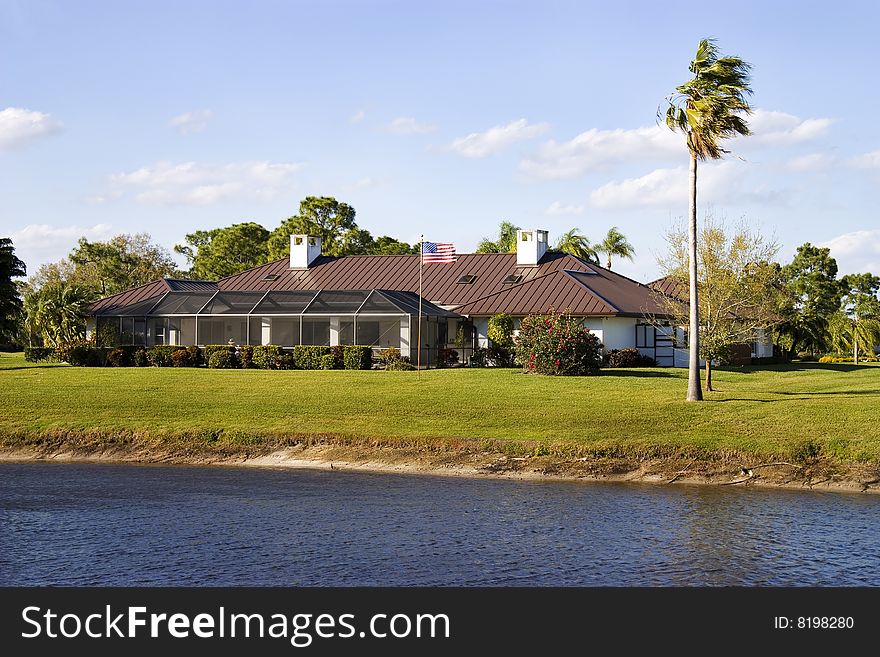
[1,0,879,283]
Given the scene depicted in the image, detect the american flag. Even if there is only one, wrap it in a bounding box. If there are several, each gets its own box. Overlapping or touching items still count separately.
[421,241,457,263]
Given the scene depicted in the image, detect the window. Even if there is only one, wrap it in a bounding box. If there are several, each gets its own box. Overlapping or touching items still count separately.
[635,325,655,348]
[502,274,523,284]
[456,275,477,284]
[261,274,279,282]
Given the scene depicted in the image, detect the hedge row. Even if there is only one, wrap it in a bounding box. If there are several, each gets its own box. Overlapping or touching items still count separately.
[27,342,376,370]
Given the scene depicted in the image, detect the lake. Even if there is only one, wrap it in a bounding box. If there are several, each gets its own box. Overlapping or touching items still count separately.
[1,462,877,586]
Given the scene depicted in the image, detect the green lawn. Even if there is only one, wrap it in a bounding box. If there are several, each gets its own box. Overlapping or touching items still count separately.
[1,352,878,461]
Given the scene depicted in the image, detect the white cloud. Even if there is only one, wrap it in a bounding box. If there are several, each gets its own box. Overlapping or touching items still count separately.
[109,160,305,205]
[169,110,213,134]
[449,119,549,158]
[544,201,584,216]
[589,162,786,210]
[850,150,880,168]
[786,152,836,172]
[821,229,880,275]
[82,191,122,205]
[745,109,833,146]
[350,110,366,124]
[384,116,437,135]
[352,176,384,189]
[520,125,680,180]
[0,107,62,149]
[10,223,114,270]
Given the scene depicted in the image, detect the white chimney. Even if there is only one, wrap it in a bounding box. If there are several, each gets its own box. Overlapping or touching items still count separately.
[290,234,322,268]
[516,229,549,266]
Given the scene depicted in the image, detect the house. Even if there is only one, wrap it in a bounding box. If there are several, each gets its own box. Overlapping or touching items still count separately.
[87,229,677,365]
[648,275,775,366]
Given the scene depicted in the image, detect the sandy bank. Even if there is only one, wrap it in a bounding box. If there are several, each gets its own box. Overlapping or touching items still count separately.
[2,440,879,495]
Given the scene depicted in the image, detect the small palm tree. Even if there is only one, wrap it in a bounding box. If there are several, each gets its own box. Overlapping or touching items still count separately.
[663,38,753,401]
[555,229,599,264]
[599,227,635,270]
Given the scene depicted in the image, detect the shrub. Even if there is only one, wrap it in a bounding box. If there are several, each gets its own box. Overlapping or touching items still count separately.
[328,345,345,369]
[171,348,198,367]
[107,346,137,367]
[276,352,295,370]
[147,345,184,367]
[751,355,790,365]
[24,347,56,363]
[386,358,416,371]
[238,345,254,369]
[438,348,459,366]
[67,343,105,367]
[320,353,336,370]
[819,355,879,364]
[379,347,401,365]
[468,346,514,367]
[343,345,373,370]
[186,345,203,367]
[515,309,602,376]
[252,345,285,370]
[605,348,655,368]
[133,348,148,367]
[207,349,239,369]
[469,347,490,367]
[292,345,330,370]
[204,344,236,363]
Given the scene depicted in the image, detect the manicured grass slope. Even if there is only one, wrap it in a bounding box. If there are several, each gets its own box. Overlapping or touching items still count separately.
[1,353,878,460]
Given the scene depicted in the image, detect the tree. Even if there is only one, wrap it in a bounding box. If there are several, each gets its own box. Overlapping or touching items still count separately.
[554,229,599,263]
[778,243,843,356]
[836,273,880,363]
[176,222,270,279]
[515,309,602,376]
[475,221,520,253]
[654,218,780,391]
[267,196,357,259]
[663,38,753,401]
[22,282,96,347]
[598,227,635,270]
[369,235,419,255]
[0,238,26,342]
[69,233,178,296]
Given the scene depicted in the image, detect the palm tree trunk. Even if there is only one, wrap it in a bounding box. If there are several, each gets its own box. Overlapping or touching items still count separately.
[687,153,703,401]
[606,254,612,269]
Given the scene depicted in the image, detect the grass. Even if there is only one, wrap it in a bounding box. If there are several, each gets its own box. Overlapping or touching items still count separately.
[1,352,879,462]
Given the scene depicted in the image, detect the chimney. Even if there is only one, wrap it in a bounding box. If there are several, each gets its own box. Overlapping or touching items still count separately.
[290,234,322,268]
[516,229,549,266]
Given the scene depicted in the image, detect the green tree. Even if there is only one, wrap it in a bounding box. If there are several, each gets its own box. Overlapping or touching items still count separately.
[837,273,880,363]
[475,221,520,253]
[654,217,780,391]
[369,235,419,255]
[23,282,96,347]
[176,222,270,279]
[598,227,635,270]
[554,229,599,263]
[267,196,357,259]
[779,243,843,356]
[69,233,178,296]
[0,238,26,342]
[663,38,753,401]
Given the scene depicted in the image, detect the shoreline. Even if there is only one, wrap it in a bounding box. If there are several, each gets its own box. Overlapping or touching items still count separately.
[2,439,879,495]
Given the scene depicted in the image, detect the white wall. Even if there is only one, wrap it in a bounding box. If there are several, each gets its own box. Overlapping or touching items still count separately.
[600,317,637,351]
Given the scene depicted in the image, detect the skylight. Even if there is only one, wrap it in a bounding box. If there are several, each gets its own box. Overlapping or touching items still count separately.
[261,274,280,281]
[456,275,477,284]
[502,274,523,284]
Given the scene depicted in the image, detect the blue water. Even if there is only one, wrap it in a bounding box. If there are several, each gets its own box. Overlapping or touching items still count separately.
[1,462,877,586]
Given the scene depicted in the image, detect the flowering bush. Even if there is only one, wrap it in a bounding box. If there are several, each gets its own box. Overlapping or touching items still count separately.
[514,309,602,376]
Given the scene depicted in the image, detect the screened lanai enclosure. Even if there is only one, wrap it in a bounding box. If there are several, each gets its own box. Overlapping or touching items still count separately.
[93,289,459,362]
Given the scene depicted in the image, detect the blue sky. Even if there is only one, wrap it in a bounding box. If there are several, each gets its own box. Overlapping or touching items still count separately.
[2,0,878,282]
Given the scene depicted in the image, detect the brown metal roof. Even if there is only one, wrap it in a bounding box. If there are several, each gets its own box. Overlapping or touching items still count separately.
[217,251,595,306]
[90,253,672,319]
[648,275,686,300]
[455,268,671,317]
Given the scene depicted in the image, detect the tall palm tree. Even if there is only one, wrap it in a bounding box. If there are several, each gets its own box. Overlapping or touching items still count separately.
[554,228,599,264]
[599,227,635,270]
[663,38,753,401]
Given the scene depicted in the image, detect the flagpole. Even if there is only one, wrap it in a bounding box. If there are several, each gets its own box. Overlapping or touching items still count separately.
[417,235,423,375]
